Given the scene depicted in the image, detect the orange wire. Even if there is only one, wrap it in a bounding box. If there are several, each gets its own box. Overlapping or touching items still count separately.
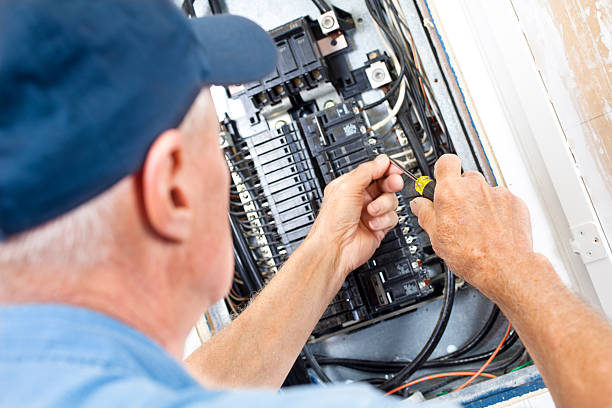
[406,32,432,116]
[384,371,497,396]
[454,321,512,392]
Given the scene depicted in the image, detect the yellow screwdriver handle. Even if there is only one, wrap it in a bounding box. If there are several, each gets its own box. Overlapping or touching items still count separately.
[414,176,436,201]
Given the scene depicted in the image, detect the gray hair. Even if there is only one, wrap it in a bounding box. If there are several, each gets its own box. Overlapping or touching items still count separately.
[0,179,123,267]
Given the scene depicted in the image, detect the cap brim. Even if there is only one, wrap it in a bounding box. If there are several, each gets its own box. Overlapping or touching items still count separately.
[189,15,277,86]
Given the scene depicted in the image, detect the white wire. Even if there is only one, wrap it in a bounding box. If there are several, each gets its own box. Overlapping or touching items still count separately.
[369,9,407,132]
[383,0,426,131]
[389,0,448,136]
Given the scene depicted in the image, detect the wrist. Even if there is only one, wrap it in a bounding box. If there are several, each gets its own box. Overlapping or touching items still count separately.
[298,236,345,295]
[487,253,558,312]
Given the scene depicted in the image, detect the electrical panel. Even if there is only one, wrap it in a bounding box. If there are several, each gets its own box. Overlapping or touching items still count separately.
[223,14,444,338]
[196,0,528,399]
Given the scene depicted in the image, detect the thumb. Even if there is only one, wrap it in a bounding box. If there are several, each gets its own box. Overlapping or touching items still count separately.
[410,197,435,235]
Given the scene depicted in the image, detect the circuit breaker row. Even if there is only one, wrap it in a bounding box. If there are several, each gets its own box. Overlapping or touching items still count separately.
[240,99,433,337]
[228,13,435,337]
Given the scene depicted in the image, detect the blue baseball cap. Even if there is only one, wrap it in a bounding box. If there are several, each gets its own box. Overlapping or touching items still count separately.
[0,0,276,240]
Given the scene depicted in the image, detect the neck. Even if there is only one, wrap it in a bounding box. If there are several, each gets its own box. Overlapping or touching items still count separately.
[0,264,191,360]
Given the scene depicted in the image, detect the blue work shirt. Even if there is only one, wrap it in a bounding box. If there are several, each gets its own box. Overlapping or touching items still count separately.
[0,304,417,407]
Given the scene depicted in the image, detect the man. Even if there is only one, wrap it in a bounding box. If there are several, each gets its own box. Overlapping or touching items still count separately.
[0,0,611,407]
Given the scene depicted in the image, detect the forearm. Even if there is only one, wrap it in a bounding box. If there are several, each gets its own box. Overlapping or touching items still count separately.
[496,255,612,408]
[184,239,342,390]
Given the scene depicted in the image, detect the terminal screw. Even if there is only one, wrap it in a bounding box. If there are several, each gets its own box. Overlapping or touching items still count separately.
[321,14,336,30]
[372,68,386,82]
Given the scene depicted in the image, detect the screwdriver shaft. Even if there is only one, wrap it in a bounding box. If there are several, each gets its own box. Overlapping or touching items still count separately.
[388,157,418,182]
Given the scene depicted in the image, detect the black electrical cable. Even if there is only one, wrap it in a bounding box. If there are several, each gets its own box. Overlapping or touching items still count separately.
[362,377,387,386]
[226,163,257,174]
[367,0,446,160]
[230,214,265,292]
[303,344,332,383]
[380,0,453,153]
[229,183,263,192]
[232,247,258,294]
[353,344,526,394]
[397,109,432,177]
[419,345,526,397]
[315,329,519,373]
[311,0,331,13]
[377,265,455,391]
[409,76,440,158]
[362,0,408,111]
[229,208,271,217]
[244,230,281,239]
[433,305,500,361]
[438,331,518,367]
[208,0,223,14]
[229,195,268,207]
[181,0,196,17]
[235,221,278,231]
[225,150,251,162]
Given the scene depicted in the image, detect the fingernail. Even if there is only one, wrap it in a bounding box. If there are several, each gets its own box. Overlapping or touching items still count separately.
[409,200,417,214]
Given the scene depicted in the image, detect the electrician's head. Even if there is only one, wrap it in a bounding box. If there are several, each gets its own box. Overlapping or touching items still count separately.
[0,0,275,356]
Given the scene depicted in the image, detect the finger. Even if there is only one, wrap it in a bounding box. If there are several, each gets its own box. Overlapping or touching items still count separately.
[379,173,404,193]
[368,211,399,231]
[434,154,462,181]
[348,155,390,190]
[462,170,485,181]
[367,192,399,216]
[366,173,404,198]
[374,229,387,242]
[410,197,435,234]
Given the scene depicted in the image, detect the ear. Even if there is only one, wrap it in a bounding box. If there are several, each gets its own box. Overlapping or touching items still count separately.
[141,129,193,241]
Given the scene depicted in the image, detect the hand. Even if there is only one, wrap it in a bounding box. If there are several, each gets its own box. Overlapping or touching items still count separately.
[409,154,535,302]
[305,155,404,279]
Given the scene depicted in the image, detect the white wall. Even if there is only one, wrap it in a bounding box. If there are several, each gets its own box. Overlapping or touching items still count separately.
[425,0,612,313]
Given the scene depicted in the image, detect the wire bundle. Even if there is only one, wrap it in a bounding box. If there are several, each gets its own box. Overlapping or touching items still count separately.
[225,142,290,312]
[311,308,526,396]
[364,0,454,175]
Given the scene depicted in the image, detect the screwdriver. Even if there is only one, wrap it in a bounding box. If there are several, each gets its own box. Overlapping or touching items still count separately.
[388,157,436,201]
